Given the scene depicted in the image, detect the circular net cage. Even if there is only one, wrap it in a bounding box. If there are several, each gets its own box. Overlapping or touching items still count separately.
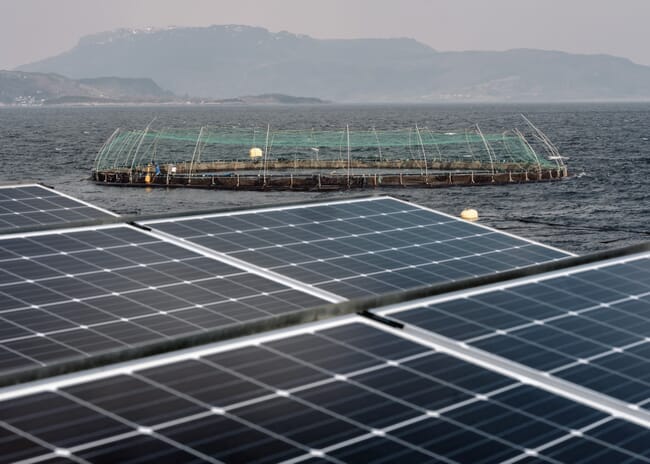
[93,124,567,190]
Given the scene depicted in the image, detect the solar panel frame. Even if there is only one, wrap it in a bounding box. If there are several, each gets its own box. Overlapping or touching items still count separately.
[0,223,331,382]
[380,251,650,415]
[0,316,649,464]
[143,196,572,300]
[0,184,117,231]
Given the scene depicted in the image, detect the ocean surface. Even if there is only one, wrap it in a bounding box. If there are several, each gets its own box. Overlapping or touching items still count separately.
[0,103,648,254]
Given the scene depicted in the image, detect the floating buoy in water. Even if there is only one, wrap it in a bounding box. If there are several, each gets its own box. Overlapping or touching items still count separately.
[249,147,263,159]
[460,208,478,221]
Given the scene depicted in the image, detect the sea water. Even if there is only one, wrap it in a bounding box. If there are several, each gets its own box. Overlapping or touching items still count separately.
[0,102,648,254]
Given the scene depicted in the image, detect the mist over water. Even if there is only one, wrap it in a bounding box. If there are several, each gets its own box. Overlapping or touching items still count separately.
[0,103,648,254]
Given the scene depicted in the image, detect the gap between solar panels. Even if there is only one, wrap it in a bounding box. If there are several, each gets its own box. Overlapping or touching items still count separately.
[373,245,650,429]
[1,315,648,464]
[401,321,650,430]
[0,228,639,392]
[356,242,649,317]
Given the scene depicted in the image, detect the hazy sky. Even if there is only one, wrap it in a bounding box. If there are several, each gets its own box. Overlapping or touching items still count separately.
[1,0,649,69]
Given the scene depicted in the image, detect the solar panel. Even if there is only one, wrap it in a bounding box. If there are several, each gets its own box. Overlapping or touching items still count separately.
[0,184,117,230]
[0,224,328,379]
[382,252,650,410]
[144,197,570,300]
[1,317,649,464]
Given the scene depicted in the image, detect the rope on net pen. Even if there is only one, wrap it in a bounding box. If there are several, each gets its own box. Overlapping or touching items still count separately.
[475,124,496,181]
[187,126,205,185]
[415,124,429,182]
[424,126,443,164]
[94,128,120,174]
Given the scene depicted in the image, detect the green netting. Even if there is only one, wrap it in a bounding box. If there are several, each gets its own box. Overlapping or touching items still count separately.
[94,126,557,172]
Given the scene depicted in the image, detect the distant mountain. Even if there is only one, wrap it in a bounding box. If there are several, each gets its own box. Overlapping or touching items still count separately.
[17,25,650,102]
[0,70,326,106]
[0,70,172,104]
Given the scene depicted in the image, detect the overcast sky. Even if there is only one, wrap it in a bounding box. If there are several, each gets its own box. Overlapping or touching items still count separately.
[1,0,649,69]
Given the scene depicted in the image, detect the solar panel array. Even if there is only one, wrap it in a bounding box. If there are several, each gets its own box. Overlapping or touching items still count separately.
[0,184,116,230]
[146,197,569,299]
[0,187,649,463]
[3,318,650,464]
[385,253,650,410]
[0,224,326,377]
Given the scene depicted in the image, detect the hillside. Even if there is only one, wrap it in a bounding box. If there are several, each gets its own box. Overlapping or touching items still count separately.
[0,70,171,104]
[17,25,650,102]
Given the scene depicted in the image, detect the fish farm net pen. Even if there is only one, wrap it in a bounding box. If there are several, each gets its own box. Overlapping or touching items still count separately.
[92,121,567,191]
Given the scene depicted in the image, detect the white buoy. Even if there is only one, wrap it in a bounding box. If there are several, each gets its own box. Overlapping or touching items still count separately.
[460,208,479,221]
[249,147,263,159]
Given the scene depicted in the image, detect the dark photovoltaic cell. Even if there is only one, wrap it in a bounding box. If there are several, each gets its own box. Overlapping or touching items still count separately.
[0,184,116,230]
[145,197,569,299]
[1,319,649,464]
[0,225,325,377]
[388,253,650,409]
